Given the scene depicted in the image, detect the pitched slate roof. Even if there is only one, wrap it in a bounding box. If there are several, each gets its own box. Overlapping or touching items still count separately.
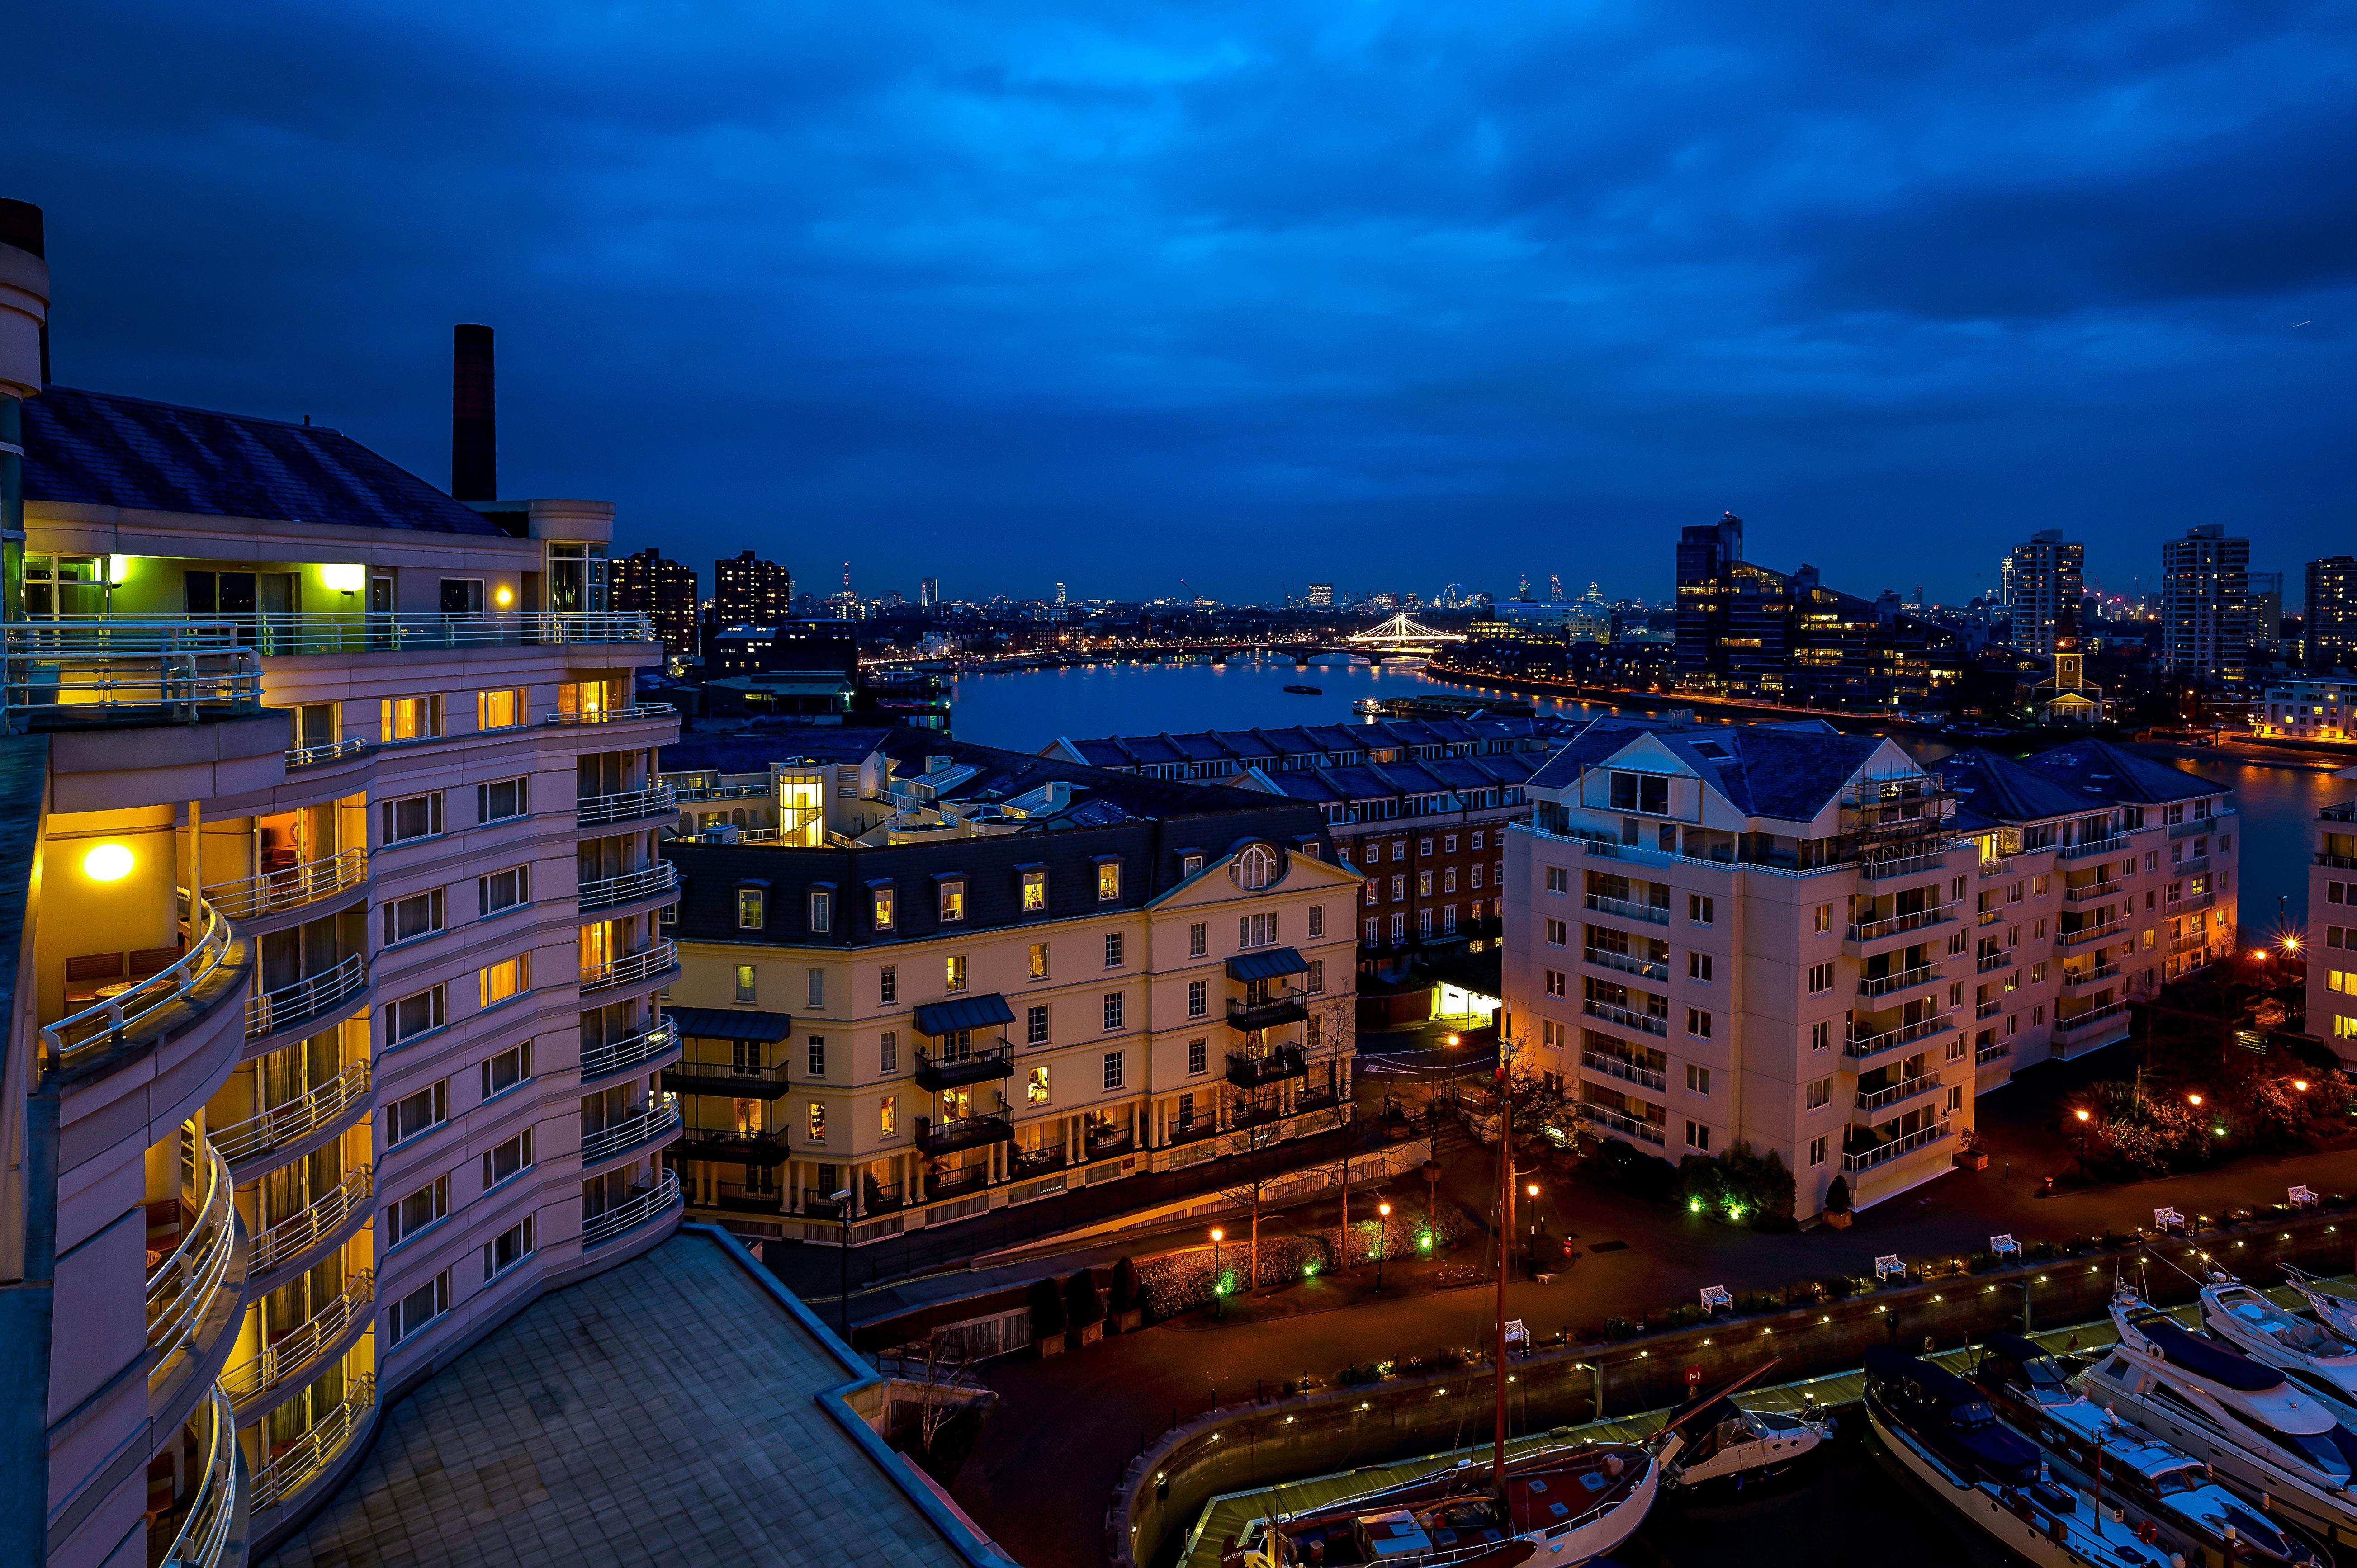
[22,385,504,535]
[1941,748,2096,829]
[2015,737,2223,806]
[1527,716,1885,823]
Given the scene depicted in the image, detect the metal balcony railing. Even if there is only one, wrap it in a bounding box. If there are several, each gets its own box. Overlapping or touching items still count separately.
[1583,947,1667,982]
[248,1374,375,1512]
[1846,1012,1954,1061]
[1857,847,1957,882]
[1580,1049,1666,1092]
[578,861,680,913]
[577,784,678,827]
[1228,987,1309,1032]
[582,1017,680,1081]
[1583,893,1670,926]
[245,954,368,1039]
[2,623,261,725]
[2169,928,2212,955]
[2319,801,2354,823]
[2058,835,2129,862]
[1842,1119,1951,1172]
[285,736,371,769]
[914,1041,1015,1091]
[2064,880,2122,904]
[663,779,770,802]
[204,847,367,923]
[582,1171,682,1248]
[248,1164,373,1277]
[2172,855,2210,878]
[1976,951,2012,974]
[916,1112,1016,1156]
[581,1093,682,1165]
[153,1385,238,1568]
[2171,813,2229,837]
[1846,903,1956,943]
[2055,999,2130,1038]
[1576,1101,1666,1147]
[219,1268,374,1408]
[1225,1045,1308,1089]
[2061,964,2120,991]
[1856,1072,1943,1115]
[2169,889,2215,914]
[25,609,656,654]
[2057,919,2127,950]
[546,703,677,727]
[580,941,679,993]
[1858,965,1939,998]
[147,1141,236,1389]
[43,892,236,1058]
[1581,998,1669,1037]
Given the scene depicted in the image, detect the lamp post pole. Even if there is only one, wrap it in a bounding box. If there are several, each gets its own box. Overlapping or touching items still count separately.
[830,1188,854,1347]
[1210,1227,1225,1317]
[1377,1202,1391,1289]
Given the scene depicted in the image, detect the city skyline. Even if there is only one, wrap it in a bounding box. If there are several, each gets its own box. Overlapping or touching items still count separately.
[12,1,2352,606]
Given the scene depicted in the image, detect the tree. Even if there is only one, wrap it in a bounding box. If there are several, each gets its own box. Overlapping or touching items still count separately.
[1824,1174,1852,1213]
[1027,1274,1067,1341]
[1108,1256,1139,1316]
[1065,1267,1104,1328]
[905,1328,982,1457]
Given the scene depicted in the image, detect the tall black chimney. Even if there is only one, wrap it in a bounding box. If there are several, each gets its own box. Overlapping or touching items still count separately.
[451,322,495,501]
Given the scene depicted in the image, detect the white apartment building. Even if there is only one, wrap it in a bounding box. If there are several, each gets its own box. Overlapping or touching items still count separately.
[0,205,682,1568]
[2254,679,2357,741]
[1502,721,2236,1219]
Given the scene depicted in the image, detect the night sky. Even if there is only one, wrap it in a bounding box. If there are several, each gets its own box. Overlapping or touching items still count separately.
[13,1,2352,606]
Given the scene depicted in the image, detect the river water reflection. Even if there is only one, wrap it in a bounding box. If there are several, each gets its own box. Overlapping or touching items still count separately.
[950,660,2336,934]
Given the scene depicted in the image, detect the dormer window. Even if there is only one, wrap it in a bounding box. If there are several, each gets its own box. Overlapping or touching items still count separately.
[1095,859,1121,902]
[808,885,834,934]
[736,886,767,930]
[1236,845,1278,890]
[938,877,966,922]
[1610,772,1669,815]
[871,884,895,930]
[1022,867,1048,912]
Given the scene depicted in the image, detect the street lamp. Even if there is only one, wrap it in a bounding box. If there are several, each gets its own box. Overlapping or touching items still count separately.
[1445,1034,1462,1117]
[1377,1202,1391,1290]
[1209,1226,1225,1316]
[829,1188,854,1345]
[2072,1108,2092,1169]
[1525,1181,1542,1272]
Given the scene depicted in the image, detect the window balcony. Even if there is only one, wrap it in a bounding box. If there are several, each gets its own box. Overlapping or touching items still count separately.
[2169,928,2211,955]
[1975,951,2012,974]
[577,784,678,828]
[2172,855,2210,878]
[1842,1118,1952,1172]
[1,624,260,728]
[2171,812,2229,837]
[1976,1040,2012,1066]
[914,1041,1015,1091]
[31,609,656,656]
[546,702,677,727]
[203,847,368,924]
[149,1387,238,1568]
[2058,835,2129,862]
[248,1164,373,1278]
[1228,988,1309,1032]
[1845,1013,1954,1063]
[1855,1072,1943,1115]
[1226,1045,1308,1089]
[1575,1101,1666,1147]
[245,953,368,1040]
[1581,998,1669,1037]
[1976,1000,2003,1019]
[1583,893,1670,926]
[581,940,679,994]
[285,735,372,770]
[1583,947,1667,982]
[43,892,238,1059]
[583,1017,682,1082]
[215,1059,370,1172]
[147,1140,237,1394]
[2169,889,2215,914]
[1846,903,1956,945]
[2062,964,2120,991]
[1580,1049,1666,1092]
[578,860,679,914]
[2055,999,2131,1039]
[1857,964,1940,998]
[219,1267,373,1412]
[2064,880,2122,904]
[248,1373,375,1514]
[583,1171,684,1248]
[1856,847,1956,882]
[582,1093,682,1167]
[2057,919,2128,950]
[916,1112,1016,1157]
[671,1124,791,1165]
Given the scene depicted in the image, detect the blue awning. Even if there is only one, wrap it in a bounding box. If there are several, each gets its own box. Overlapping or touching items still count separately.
[667,1006,793,1042]
[1226,947,1309,983]
[913,993,1017,1035]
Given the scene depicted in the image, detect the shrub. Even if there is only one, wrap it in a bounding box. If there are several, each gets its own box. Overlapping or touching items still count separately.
[1824,1175,1852,1213]
[1108,1256,1139,1314]
[1029,1275,1068,1338]
[1967,1252,1999,1274]
[2027,1240,2060,1262]
[1821,1275,1859,1300]
[1602,1316,1638,1340]
[1065,1268,1104,1327]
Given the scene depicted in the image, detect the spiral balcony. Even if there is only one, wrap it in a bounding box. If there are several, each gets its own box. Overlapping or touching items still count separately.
[202,847,369,931]
[581,1094,682,1171]
[244,954,370,1044]
[246,1164,373,1284]
[148,1385,238,1568]
[580,1017,682,1083]
[220,1268,374,1418]
[214,1058,372,1178]
[147,1141,244,1401]
[581,1170,683,1248]
[580,941,678,995]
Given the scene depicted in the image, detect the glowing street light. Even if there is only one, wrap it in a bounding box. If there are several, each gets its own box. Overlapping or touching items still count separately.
[1210,1227,1225,1315]
[1377,1202,1392,1290]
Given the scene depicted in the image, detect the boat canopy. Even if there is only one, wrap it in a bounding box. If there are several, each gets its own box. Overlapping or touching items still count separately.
[2131,1312,2287,1392]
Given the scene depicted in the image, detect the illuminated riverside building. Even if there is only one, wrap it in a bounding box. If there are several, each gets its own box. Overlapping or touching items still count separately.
[1502,720,2234,1219]
[0,202,682,1566]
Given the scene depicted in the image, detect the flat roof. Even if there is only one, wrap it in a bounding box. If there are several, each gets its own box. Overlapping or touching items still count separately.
[263,1228,992,1568]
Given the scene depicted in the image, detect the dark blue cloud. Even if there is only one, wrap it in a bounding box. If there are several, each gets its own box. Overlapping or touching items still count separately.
[11,0,2352,605]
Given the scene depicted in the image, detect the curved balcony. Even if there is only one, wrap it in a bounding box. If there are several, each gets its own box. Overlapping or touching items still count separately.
[546,702,677,728]
[150,1385,237,1568]
[220,1267,374,1414]
[248,1373,375,1514]
[245,954,369,1042]
[580,941,678,994]
[582,1170,683,1248]
[581,1093,682,1167]
[215,1058,372,1174]
[203,847,368,926]
[578,860,680,914]
[148,1141,238,1393]
[248,1164,373,1280]
[285,735,373,770]
[1,625,260,728]
[581,1017,681,1082]
[42,893,237,1060]
[28,609,655,654]
[577,784,678,828]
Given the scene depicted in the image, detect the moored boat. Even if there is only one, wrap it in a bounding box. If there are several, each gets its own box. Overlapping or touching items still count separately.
[1284,684,1322,695]
[1656,1392,1835,1492]
[2200,1279,2357,1402]
[2283,1266,2357,1346]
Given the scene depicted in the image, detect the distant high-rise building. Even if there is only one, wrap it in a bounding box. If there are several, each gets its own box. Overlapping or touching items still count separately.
[1306,582,1334,607]
[2248,571,2284,650]
[1999,530,2083,656]
[714,549,793,631]
[919,576,940,608]
[1549,574,1563,602]
[1054,581,1066,605]
[2159,525,2252,686]
[2306,557,2357,671]
[613,547,700,656]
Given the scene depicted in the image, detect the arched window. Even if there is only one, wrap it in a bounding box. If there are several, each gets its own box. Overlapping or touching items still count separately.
[1236,844,1278,890]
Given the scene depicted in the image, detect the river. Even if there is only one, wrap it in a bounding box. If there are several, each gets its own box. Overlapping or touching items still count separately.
[949,659,2337,938]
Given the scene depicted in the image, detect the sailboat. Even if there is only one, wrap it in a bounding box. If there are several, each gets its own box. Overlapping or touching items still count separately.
[1973,1333,2327,1568]
[2080,1288,2357,1553]
[1225,1056,1661,1568]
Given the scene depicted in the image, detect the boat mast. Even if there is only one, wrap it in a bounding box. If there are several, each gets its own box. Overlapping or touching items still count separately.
[1494,1038,1511,1489]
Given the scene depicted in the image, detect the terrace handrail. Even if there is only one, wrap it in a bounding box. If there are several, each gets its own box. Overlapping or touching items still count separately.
[211,1057,370,1168]
[582,1093,682,1165]
[146,1140,236,1380]
[43,891,236,1058]
[22,609,656,652]
[580,940,679,992]
[582,1017,680,1080]
[583,1171,682,1247]
[248,1374,376,1512]
[577,860,680,911]
[219,1267,374,1407]
[577,783,678,826]
[203,847,367,922]
[155,1385,238,1568]
[248,1163,373,1276]
[245,952,367,1039]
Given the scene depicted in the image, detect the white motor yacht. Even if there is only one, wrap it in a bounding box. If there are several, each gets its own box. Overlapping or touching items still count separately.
[2283,1267,2357,1346]
[2081,1289,2357,1554]
[2201,1280,2357,1402]
[1658,1393,1835,1491]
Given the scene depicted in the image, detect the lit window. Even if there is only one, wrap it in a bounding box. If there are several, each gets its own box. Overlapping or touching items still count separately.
[1097,861,1121,901]
[1022,869,1048,912]
[940,880,966,921]
[478,954,529,1008]
[475,688,524,730]
[737,888,766,929]
[872,887,895,929]
[1027,1066,1051,1105]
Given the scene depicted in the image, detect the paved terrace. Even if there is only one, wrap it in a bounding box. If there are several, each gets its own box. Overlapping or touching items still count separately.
[265,1227,998,1568]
